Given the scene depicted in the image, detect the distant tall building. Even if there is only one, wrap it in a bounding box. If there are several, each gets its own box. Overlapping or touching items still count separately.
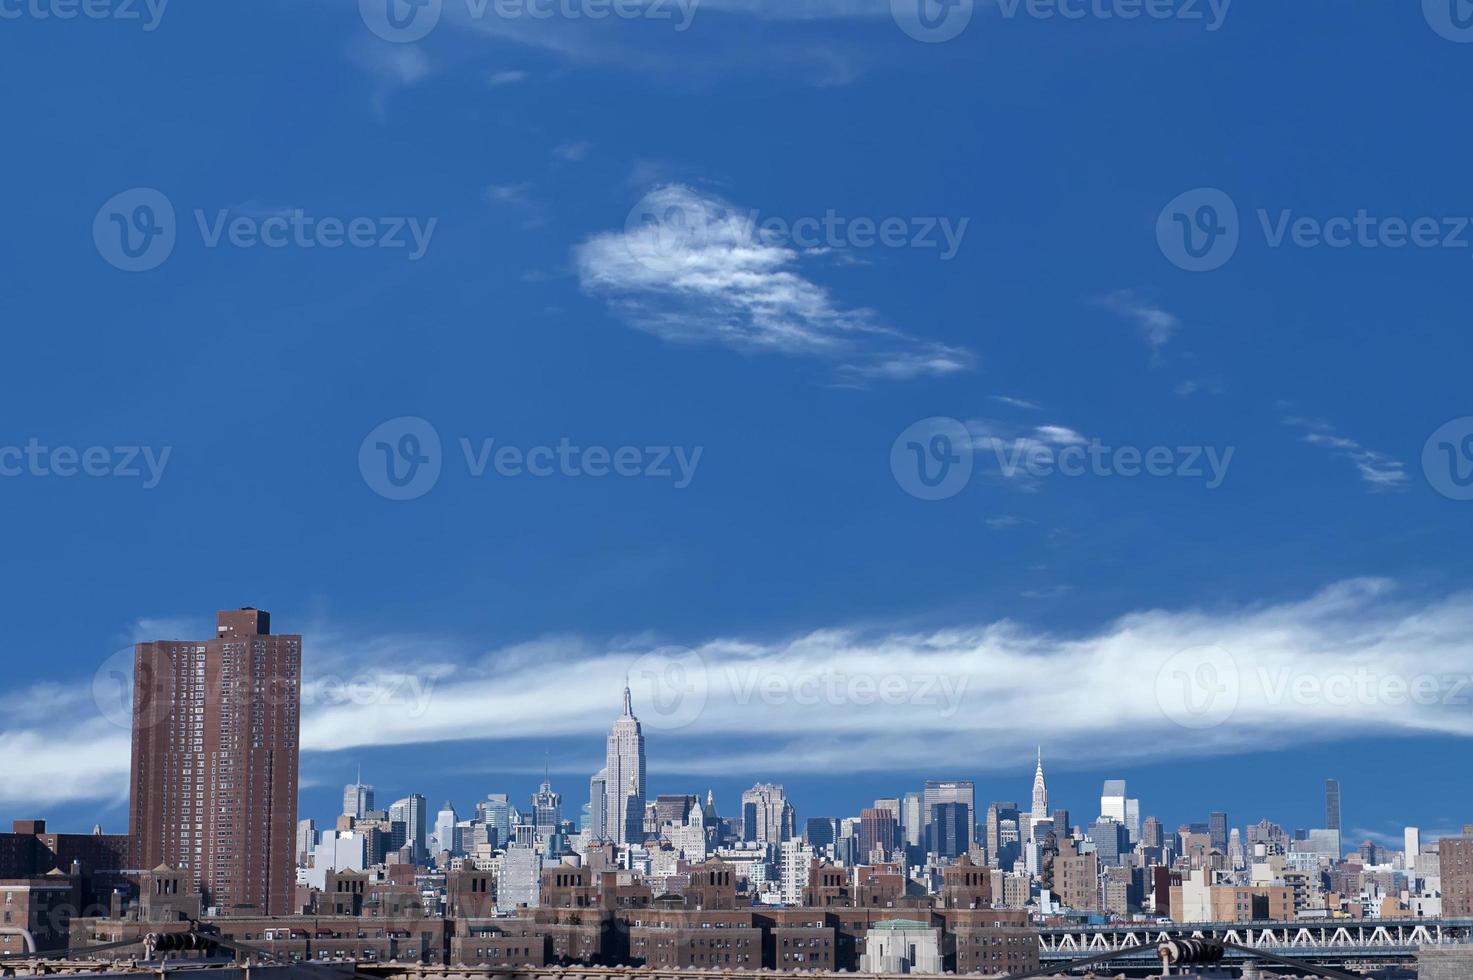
[805,817,838,850]
[604,684,647,846]
[1141,816,1165,852]
[482,794,513,849]
[1030,750,1049,821]
[859,807,899,862]
[532,778,562,836]
[129,608,300,915]
[1101,780,1126,823]
[901,792,925,849]
[929,802,970,859]
[779,838,814,906]
[296,819,317,866]
[1209,812,1229,853]
[433,801,459,858]
[343,777,374,821]
[1405,827,1422,875]
[1089,817,1130,866]
[986,802,1020,869]
[389,795,428,863]
[1325,779,1341,832]
[588,769,608,842]
[923,781,975,853]
[741,784,796,844]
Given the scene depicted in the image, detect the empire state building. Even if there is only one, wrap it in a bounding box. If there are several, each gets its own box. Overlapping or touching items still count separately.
[604,682,647,845]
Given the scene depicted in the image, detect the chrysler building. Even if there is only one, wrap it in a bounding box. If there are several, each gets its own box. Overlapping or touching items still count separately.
[1031,748,1049,821]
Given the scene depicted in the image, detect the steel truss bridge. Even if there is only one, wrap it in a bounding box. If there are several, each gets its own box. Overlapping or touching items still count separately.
[1038,917,1473,972]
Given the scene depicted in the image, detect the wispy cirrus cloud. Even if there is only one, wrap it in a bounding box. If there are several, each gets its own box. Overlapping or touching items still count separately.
[12,579,1473,803]
[1283,416,1409,492]
[574,184,974,382]
[966,418,1089,487]
[1096,289,1180,359]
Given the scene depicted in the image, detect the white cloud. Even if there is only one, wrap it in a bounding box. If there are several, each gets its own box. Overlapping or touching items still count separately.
[350,42,433,86]
[553,141,593,163]
[990,395,1041,411]
[1097,290,1180,356]
[1283,417,1409,492]
[485,182,534,206]
[487,69,530,86]
[966,418,1090,485]
[574,184,974,381]
[15,580,1473,803]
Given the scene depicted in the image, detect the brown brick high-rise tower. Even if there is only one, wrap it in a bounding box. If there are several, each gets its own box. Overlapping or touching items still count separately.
[129,608,300,915]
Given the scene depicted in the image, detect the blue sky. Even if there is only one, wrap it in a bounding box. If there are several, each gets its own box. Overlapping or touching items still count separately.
[2,0,1473,854]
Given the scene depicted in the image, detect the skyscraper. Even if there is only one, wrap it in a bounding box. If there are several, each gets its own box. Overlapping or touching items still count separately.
[482,794,513,849]
[1030,750,1049,821]
[901,792,924,850]
[587,769,608,841]
[923,780,975,853]
[433,801,459,858]
[929,802,971,859]
[389,795,427,863]
[859,807,899,861]
[1325,779,1341,831]
[129,608,300,915]
[986,802,1020,868]
[1208,811,1229,853]
[604,683,647,845]
[532,778,562,836]
[741,783,796,844]
[343,775,374,820]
